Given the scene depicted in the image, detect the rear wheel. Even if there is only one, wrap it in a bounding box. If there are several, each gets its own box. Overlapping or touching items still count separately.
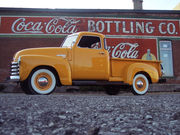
[28,68,56,95]
[132,74,149,95]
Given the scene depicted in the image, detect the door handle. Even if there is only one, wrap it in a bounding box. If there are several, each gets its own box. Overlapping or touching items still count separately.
[99,52,105,55]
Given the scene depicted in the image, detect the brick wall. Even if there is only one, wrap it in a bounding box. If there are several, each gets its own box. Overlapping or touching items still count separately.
[0,37,64,82]
[171,40,180,83]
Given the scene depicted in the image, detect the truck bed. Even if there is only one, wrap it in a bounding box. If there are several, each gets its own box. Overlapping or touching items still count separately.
[110,58,161,82]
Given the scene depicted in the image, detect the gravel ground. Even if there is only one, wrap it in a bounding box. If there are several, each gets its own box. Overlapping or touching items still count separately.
[0,93,180,135]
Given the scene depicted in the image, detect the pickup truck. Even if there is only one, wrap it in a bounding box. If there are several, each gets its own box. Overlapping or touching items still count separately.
[10,32,164,95]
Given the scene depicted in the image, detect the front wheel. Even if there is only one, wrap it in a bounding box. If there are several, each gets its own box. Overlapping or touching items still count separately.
[28,68,56,95]
[132,74,149,95]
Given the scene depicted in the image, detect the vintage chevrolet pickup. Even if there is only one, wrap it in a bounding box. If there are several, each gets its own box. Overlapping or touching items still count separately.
[10,32,164,95]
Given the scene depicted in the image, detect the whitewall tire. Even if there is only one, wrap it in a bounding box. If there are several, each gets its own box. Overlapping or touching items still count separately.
[132,74,149,95]
[29,69,56,95]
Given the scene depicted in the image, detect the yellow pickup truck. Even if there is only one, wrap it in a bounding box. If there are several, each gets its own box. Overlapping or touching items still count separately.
[10,32,164,95]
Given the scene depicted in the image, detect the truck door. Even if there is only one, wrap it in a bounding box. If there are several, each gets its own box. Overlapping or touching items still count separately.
[72,35,109,80]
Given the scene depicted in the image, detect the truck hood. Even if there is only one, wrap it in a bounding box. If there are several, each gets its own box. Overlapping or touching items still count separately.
[13,47,70,61]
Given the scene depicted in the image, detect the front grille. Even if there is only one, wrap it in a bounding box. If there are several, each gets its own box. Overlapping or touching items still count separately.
[10,62,20,81]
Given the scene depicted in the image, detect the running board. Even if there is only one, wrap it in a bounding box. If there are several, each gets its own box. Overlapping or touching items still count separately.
[72,80,124,86]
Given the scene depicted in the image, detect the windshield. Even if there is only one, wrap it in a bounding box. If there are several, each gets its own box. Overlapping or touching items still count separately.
[61,35,78,48]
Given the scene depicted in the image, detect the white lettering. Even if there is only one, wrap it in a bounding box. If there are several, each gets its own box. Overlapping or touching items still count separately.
[130,21,134,33]
[11,18,43,33]
[96,21,104,32]
[11,17,80,34]
[167,23,176,34]
[136,22,144,34]
[159,22,167,34]
[105,21,113,33]
[114,21,121,33]
[145,22,155,34]
[88,20,95,32]
[45,17,79,34]
[111,43,139,59]
[122,21,130,33]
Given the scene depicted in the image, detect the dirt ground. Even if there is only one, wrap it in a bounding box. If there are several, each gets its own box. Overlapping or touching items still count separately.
[0,92,180,135]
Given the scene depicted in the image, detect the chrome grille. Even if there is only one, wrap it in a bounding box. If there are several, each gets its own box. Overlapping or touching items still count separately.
[10,62,20,81]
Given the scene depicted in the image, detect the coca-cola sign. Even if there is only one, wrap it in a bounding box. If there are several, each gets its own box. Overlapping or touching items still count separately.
[106,38,157,60]
[108,42,139,59]
[11,17,80,34]
[0,16,180,37]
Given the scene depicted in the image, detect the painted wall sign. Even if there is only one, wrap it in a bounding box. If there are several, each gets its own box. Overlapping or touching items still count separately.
[106,38,157,60]
[0,16,180,37]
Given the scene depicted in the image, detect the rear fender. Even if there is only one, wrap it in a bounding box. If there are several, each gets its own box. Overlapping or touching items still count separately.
[19,55,72,85]
[125,63,159,85]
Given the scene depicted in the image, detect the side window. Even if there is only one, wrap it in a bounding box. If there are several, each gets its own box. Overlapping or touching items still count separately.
[159,41,174,77]
[78,36,101,49]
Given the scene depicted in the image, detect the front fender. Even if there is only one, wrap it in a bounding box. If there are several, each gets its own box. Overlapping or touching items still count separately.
[124,63,159,85]
[19,55,72,85]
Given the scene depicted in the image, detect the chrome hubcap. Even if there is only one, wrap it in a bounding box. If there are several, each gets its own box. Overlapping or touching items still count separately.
[136,80,144,89]
[38,77,48,87]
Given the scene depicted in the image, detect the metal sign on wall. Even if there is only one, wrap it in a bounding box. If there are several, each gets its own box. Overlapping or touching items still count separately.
[0,16,180,37]
[0,16,180,60]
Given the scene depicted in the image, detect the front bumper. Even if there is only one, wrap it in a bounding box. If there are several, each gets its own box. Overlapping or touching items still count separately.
[10,62,20,82]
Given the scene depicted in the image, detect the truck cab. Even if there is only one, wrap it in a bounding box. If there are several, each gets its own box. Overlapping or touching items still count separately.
[65,32,110,80]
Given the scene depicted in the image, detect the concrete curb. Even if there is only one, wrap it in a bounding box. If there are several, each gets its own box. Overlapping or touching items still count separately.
[149,84,180,92]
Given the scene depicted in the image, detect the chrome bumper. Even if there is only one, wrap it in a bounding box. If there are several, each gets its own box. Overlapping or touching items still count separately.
[10,62,20,82]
